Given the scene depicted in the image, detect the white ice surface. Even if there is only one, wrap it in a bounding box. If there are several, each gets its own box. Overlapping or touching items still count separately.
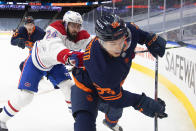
[0,35,195,131]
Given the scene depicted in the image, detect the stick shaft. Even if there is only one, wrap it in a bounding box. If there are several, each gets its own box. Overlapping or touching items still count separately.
[135,40,194,54]
[154,56,158,131]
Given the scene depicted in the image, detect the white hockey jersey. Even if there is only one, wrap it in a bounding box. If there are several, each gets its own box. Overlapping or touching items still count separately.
[31,20,92,71]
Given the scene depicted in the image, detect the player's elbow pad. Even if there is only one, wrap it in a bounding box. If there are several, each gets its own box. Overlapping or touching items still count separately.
[145,33,166,57]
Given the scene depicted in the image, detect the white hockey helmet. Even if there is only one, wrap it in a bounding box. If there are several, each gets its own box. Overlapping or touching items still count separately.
[63,11,83,25]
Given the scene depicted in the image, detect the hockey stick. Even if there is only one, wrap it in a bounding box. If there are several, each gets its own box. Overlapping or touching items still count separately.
[134,40,189,131]
[16,10,28,30]
[44,11,60,29]
[167,40,196,48]
[135,41,195,54]
[154,56,158,131]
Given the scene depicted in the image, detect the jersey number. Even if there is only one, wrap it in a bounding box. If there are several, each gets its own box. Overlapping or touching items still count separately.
[46,30,57,39]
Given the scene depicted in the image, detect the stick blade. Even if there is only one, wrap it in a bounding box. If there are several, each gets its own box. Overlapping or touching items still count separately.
[175,41,186,46]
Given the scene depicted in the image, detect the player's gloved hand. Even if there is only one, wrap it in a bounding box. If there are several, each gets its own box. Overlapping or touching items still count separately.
[134,93,168,119]
[145,33,166,57]
[16,38,26,49]
[68,52,84,68]
[25,41,34,49]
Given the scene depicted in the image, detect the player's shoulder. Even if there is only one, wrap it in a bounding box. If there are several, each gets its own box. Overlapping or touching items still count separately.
[86,37,98,50]
[83,37,100,61]
[18,26,26,32]
[126,22,140,31]
[75,30,90,42]
[49,20,66,35]
[84,37,107,75]
[11,26,26,38]
[35,26,45,32]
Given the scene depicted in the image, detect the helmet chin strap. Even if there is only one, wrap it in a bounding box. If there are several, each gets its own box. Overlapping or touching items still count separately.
[120,28,131,57]
[120,36,129,57]
[64,22,68,32]
[120,43,126,57]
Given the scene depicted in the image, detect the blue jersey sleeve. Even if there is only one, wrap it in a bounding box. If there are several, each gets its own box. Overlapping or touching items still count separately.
[126,22,150,44]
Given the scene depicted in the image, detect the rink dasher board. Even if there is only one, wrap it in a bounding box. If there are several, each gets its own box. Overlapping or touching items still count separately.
[133,43,196,128]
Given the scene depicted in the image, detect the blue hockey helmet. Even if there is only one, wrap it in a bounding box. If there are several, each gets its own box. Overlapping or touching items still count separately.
[95,14,127,41]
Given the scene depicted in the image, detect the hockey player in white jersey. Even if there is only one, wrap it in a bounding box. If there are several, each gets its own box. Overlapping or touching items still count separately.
[0,11,89,131]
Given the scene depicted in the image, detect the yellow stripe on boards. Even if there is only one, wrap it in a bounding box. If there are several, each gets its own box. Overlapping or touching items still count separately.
[132,62,196,129]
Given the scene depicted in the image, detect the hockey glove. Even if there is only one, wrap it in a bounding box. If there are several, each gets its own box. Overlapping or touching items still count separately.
[134,93,168,119]
[57,49,84,67]
[68,52,84,68]
[15,38,26,49]
[145,33,166,57]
